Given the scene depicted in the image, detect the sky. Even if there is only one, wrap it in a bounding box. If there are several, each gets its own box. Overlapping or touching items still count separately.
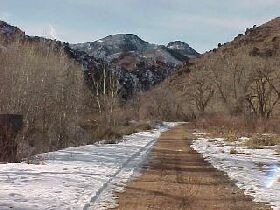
[0,0,279,53]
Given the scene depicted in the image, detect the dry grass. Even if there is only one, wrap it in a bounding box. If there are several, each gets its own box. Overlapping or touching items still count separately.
[190,113,280,139]
[101,122,153,144]
[194,115,280,149]
[245,134,280,149]
[190,115,249,138]
[80,113,153,144]
[189,114,280,151]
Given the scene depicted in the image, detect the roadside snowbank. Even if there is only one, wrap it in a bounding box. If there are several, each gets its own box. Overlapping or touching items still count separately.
[191,133,280,210]
[0,122,179,210]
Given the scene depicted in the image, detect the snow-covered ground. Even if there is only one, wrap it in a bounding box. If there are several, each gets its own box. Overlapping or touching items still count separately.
[0,122,179,210]
[192,133,280,210]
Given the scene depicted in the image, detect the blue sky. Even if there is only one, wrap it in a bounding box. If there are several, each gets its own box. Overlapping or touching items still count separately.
[0,0,279,52]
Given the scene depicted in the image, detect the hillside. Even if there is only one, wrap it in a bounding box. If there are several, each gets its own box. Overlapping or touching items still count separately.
[141,17,280,123]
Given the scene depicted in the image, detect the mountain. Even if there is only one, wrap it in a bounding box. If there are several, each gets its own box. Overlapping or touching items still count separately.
[71,34,198,65]
[71,34,199,96]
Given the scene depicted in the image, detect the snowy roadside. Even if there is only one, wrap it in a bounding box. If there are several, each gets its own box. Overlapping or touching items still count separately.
[191,133,280,210]
[0,122,179,210]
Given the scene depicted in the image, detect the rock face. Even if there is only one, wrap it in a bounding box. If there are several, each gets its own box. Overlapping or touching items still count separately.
[0,21,199,98]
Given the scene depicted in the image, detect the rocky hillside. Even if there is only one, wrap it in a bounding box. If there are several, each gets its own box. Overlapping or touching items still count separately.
[0,21,199,97]
[71,34,198,65]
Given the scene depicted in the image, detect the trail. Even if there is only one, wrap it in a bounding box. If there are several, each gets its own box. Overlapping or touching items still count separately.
[113,125,271,210]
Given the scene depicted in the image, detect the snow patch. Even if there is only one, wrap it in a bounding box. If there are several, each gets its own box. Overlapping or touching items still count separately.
[191,134,280,210]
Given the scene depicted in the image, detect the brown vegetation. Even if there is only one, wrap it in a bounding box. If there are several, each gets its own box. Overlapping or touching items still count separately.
[137,18,280,140]
[0,39,92,159]
[245,134,280,149]
[0,38,150,161]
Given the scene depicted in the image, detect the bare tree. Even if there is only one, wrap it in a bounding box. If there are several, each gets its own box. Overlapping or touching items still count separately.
[186,67,215,114]
[245,59,280,119]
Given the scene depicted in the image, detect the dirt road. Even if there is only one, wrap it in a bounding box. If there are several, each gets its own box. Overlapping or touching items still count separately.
[112,125,271,210]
